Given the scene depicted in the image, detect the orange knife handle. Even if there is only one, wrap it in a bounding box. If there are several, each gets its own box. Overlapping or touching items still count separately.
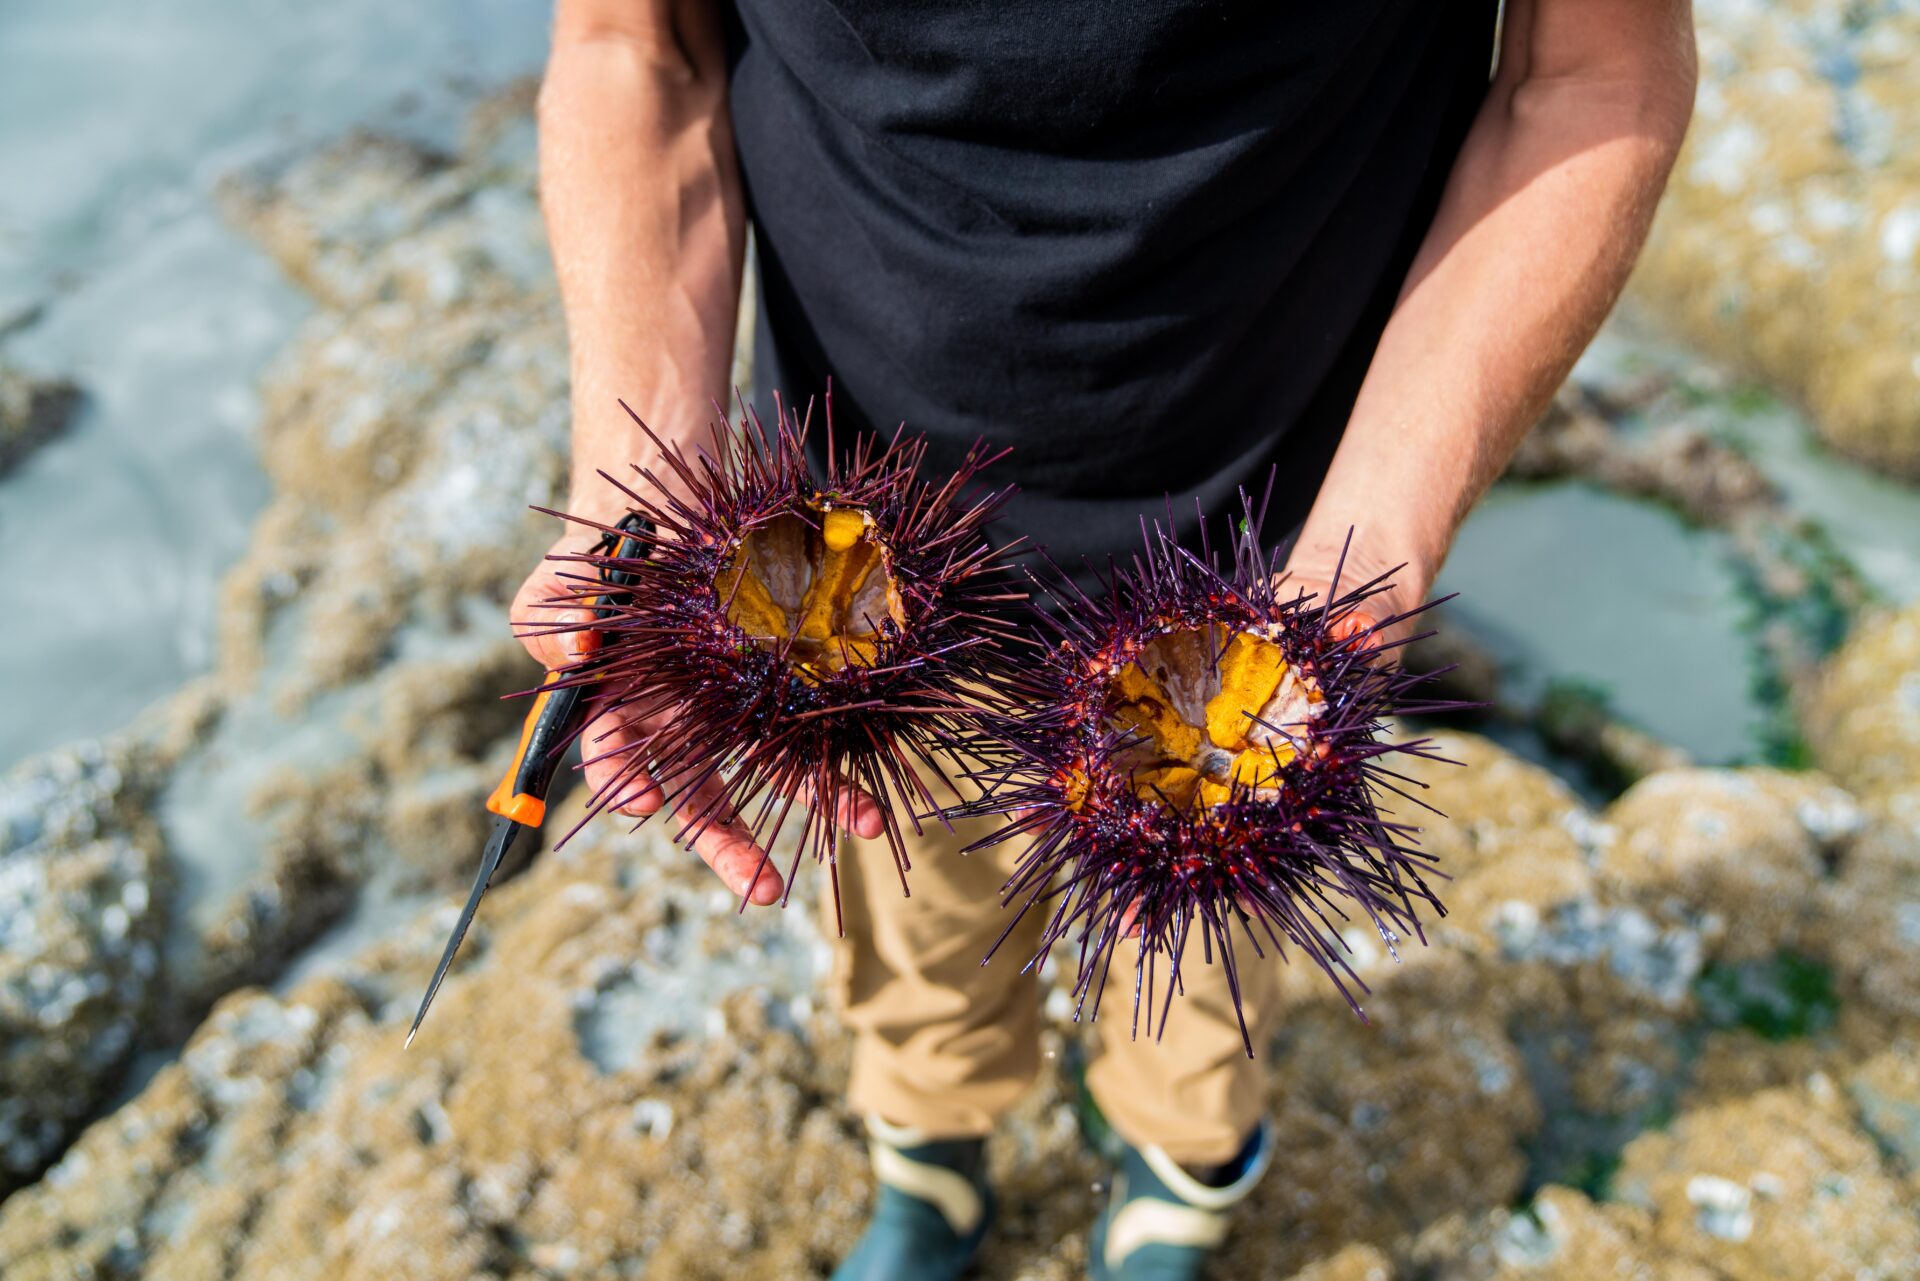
[485,512,652,830]
[485,671,588,829]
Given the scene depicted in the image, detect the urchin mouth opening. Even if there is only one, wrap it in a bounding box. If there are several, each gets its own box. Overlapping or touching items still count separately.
[715,506,908,675]
[1102,623,1322,813]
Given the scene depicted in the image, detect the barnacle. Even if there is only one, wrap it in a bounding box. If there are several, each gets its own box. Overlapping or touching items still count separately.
[535,394,1020,925]
[952,497,1464,1052]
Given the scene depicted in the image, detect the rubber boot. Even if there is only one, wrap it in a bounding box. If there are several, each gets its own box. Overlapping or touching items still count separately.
[1088,1120,1273,1280]
[832,1115,995,1281]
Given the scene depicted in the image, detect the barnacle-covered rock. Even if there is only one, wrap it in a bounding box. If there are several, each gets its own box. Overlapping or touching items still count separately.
[0,742,169,1193]
[1630,0,1920,476]
[1396,732,1594,959]
[1803,603,1920,831]
[1818,819,1920,1021]
[1417,1187,1717,1281]
[1614,1085,1920,1280]
[1284,1244,1397,1281]
[0,801,864,1281]
[0,361,81,478]
[1597,769,1836,962]
[1846,1048,1920,1185]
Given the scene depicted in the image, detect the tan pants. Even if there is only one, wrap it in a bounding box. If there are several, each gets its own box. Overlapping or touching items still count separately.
[821,794,1282,1168]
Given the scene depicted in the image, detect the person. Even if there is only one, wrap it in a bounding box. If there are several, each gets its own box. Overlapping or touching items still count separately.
[515,0,1697,1275]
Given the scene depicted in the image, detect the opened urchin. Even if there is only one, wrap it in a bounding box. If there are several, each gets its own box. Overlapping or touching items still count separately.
[950,492,1464,1053]
[533,393,1022,930]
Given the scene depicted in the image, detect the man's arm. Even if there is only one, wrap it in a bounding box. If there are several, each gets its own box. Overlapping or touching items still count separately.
[1286,0,1697,630]
[537,0,743,543]
[517,0,878,901]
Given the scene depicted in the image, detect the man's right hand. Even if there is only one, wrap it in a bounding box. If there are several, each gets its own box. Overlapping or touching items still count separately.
[533,0,891,903]
[510,518,886,906]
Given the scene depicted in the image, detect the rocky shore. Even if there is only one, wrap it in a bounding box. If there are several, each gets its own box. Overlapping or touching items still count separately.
[5,717,1919,1279]
[1630,0,1920,477]
[5,63,1920,1281]
[1,83,570,1196]
[0,360,81,478]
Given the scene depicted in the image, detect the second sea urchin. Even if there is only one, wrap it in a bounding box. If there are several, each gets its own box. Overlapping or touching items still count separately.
[952,494,1463,1052]
[534,394,1021,929]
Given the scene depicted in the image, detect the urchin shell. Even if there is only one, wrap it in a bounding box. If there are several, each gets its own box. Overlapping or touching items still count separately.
[951,494,1463,1052]
[534,394,1021,927]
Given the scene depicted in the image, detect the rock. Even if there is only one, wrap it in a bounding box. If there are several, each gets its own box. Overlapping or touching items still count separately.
[1392,732,1596,960]
[1508,383,1780,527]
[1803,603,1920,831]
[0,800,854,1279]
[1629,1,1920,476]
[1599,769,1836,962]
[1819,819,1920,1020]
[9,718,1920,1277]
[0,362,82,478]
[0,741,169,1193]
[1246,992,1539,1267]
[1615,1085,1920,1280]
[0,83,575,1196]
[1419,1186,1717,1281]
[154,87,571,1023]
[1847,1048,1920,1185]
[1286,1244,1396,1281]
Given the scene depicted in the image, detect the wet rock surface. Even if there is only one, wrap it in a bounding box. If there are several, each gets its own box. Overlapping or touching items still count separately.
[1616,1085,1920,1279]
[0,361,81,478]
[0,741,168,1192]
[149,92,573,1032]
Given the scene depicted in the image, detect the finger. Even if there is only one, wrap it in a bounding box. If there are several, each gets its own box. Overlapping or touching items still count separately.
[1331,609,1378,645]
[678,782,785,904]
[580,713,665,816]
[516,600,599,670]
[812,777,885,840]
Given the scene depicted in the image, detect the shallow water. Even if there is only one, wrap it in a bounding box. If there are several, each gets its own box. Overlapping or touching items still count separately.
[1435,319,1920,767]
[0,0,550,770]
[1438,481,1759,764]
[1582,323,1920,605]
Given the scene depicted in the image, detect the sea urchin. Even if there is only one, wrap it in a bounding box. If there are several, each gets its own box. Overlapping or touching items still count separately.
[952,495,1463,1053]
[533,394,1021,929]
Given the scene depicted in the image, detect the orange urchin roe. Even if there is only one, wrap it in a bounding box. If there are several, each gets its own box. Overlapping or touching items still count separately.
[1104,626,1313,813]
[718,506,903,679]
[1202,634,1289,750]
[716,556,788,641]
[1109,661,1203,763]
[1133,764,1203,811]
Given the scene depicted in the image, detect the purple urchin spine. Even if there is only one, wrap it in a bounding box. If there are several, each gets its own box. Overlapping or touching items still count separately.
[525,391,1023,931]
[949,488,1472,1054]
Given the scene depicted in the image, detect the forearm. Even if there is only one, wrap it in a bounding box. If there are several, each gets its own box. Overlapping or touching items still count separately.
[1294,0,1695,596]
[539,0,745,523]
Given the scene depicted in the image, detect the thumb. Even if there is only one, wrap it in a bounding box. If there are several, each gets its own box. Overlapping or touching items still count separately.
[519,603,601,671]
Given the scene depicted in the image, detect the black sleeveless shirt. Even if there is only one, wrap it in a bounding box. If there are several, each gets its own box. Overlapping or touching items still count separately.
[728,1,1498,571]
